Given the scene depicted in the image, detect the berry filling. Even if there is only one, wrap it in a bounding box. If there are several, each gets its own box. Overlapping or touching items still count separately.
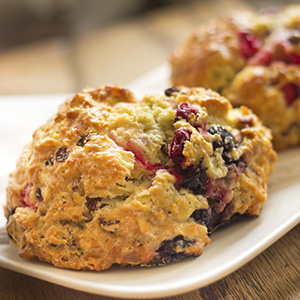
[281,83,300,106]
[167,121,246,233]
[239,30,261,59]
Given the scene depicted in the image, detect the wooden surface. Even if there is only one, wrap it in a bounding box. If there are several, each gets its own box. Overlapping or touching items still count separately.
[0,0,299,299]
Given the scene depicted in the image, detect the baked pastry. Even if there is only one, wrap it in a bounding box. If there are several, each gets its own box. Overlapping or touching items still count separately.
[170,5,300,150]
[5,86,276,271]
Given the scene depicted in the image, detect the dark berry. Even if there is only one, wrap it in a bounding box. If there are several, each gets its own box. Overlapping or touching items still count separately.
[169,128,192,165]
[289,34,300,45]
[239,30,261,59]
[55,146,69,162]
[191,201,236,234]
[281,83,300,106]
[77,133,97,147]
[164,87,180,97]
[45,157,54,166]
[190,208,212,227]
[77,135,89,147]
[208,125,235,153]
[150,235,195,265]
[181,158,207,194]
[85,197,102,211]
[35,188,43,201]
[175,102,199,123]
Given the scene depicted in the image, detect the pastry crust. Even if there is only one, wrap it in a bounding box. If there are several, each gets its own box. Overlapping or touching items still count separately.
[170,5,300,150]
[5,86,276,271]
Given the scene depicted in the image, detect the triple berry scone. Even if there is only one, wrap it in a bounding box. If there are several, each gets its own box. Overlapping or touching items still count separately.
[5,86,276,271]
[170,5,300,150]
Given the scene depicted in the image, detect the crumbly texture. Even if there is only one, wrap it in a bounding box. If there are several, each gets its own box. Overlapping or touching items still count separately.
[5,86,276,271]
[170,5,300,150]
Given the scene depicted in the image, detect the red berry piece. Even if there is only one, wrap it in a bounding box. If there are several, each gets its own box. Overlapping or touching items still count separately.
[281,83,300,106]
[287,52,300,65]
[175,102,199,123]
[239,30,261,59]
[169,128,192,165]
[249,48,273,66]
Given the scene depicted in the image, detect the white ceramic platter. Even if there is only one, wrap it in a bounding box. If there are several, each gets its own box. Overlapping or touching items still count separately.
[0,64,299,299]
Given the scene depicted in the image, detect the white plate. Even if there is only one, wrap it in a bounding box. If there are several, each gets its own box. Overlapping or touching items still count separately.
[0,64,299,299]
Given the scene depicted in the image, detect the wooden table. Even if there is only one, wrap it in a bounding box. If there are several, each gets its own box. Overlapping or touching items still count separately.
[0,0,299,299]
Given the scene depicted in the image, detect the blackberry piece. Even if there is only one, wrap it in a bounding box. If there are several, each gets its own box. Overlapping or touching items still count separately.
[181,158,207,194]
[164,87,180,97]
[150,235,195,265]
[208,125,235,153]
[191,201,235,233]
[190,208,212,227]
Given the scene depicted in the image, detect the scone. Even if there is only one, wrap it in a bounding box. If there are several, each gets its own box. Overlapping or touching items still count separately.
[5,86,276,271]
[170,5,300,150]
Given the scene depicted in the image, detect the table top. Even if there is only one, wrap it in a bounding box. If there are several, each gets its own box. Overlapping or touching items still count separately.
[0,0,299,299]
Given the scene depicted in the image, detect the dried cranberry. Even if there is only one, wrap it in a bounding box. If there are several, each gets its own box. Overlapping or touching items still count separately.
[55,146,69,162]
[249,48,273,66]
[287,52,300,65]
[239,30,261,59]
[281,83,300,106]
[175,102,199,123]
[165,87,180,97]
[169,128,192,165]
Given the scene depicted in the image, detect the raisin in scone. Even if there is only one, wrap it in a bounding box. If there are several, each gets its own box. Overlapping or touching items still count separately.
[5,86,276,271]
[170,5,300,150]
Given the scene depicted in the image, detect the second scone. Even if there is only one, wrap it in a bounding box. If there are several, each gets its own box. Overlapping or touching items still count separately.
[170,5,300,150]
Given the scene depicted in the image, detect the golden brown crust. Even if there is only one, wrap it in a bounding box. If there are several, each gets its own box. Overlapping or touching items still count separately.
[5,86,276,271]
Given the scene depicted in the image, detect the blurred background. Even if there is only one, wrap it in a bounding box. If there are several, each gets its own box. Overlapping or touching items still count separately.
[0,0,297,95]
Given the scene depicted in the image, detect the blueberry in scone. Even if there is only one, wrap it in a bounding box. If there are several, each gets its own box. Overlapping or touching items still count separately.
[170,5,300,150]
[5,86,276,270]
